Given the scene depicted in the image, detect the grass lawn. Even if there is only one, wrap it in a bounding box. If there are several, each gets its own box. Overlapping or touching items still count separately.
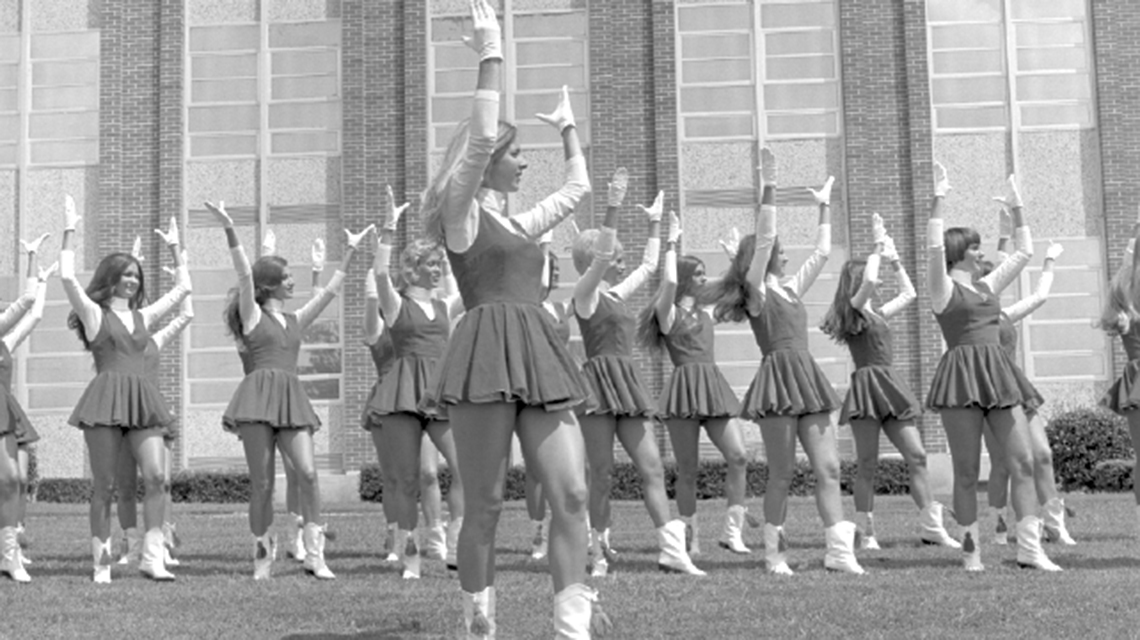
[6,493,1140,639]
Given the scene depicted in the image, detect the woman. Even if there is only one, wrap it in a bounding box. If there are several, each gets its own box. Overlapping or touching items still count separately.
[369,186,465,580]
[819,214,958,550]
[711,149,862,575]
[62,201,190,583]
[573,188,703,577]
[205,199,370,580]
[0,236,55,583]
[981,240,1074,546]
[925,164,1059,571]
[419,0,603,634]
[637,212,751,556]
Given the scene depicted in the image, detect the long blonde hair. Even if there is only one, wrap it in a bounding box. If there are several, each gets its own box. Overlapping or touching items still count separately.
[420,118,518,242]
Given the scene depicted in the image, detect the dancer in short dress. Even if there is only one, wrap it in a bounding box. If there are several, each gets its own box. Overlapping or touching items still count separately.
[206,199,371,580]
[418,1,604,634]
[820,214,958,550]
[368,186,465,579]
[637,212,752,556]
[62,202,190,583]
[1099,217,1140,536]
[925,163,1059,571]
[0,237,55,583]
[980,239,1075,546]
[711,149,863,575]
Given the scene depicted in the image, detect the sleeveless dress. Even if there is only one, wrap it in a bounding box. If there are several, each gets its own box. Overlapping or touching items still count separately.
[926,282,1040,411]
[575,293,656,417]
[69,310,174,430]
[428,211,589,411]
[222,313,321,432]
[997,312,1044,414]
[1101,322,1140,414]
[364,295,449,423]
[361,330,396,431]
[658,305,740,419]
[839,313,921,424]
[740,288,840,420]
[547,301,572,346]
[143,338,179,442]
[0,342,35,443]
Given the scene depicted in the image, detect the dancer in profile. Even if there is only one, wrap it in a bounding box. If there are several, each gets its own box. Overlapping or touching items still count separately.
[419,0,603,633]
[0,235,55,583]
[925,164,1059,571]
[820,214,958,550]
[62,201,190,583]
[711,149,863,575]
[207,199,371,580]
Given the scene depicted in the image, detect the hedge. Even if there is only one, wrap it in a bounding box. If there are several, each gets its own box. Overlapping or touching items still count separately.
[34,471,252,504]
[1046,407,1135,492]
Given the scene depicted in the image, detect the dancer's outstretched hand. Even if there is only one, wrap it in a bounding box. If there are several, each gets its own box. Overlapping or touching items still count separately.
[992,174,1023,209]
[536,85,576,132]
[64,194,81,231]
[637,191,664,223]
[1045,240,1064,261]
[204,201,233,227]
[131,236,145,262]
[718,227,741,259]
[312,238,326,272]
[155,217,180,247]
[881,236,899,263]
[933,162,951,197]
[162,250,188,277]
[262,229,277,256]
[871,213,887,245]
[759,147,777,187]
[38,261,59,281]
[345,225,375,250]
[463,0,502,61]
[667,211,682,244]
[20,233,50,255]
[383,185,410,233]
[998,206,1013,239]
[607,167,629,208]
[808,176,835,206]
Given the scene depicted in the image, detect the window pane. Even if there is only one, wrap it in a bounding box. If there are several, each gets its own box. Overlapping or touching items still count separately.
[268,21,340,48]
[32,85,98,109]
[684,115,752,138]
[0,89,13,112]
[761,3,835,29]
[192,54,258,79]
[514,92,587,121]
[0,143,16,165]
[681,34,752,60]
[932,75,1005,105]
[434,68,477,93]
[30,112,98,139]
[513,12,586,38]
[767,111,837,136]
[272,50,337,76]
[515,40,584,66]
[0,114,16,135]
[1015,22,1084,47]
[765,30,833,56]
[683,59,751,84]
[31,32,99,58]
[1010,0,1086,20]
[190,134,258,157]
[431,16,474,43]
[1020,103,1091,128]
[33,60,98,86]
[272,75,337,100]
[1032,353,1103,377]
[927,0,1001,23]
[1016,73,1090,101]
[298,348,341,375]
[30,139,97,164]
[933,50,1003,74]
[517,66,584,91]
[189,105,260,132]
[1017,46,1086,72]
[935,105,1007,129]
[677,4,751,32]
[432,95,475,123]
[189,25,259,52]
[192,78,258,103]
[301,378,339,400]
[767,55,834,81]
[0,36,18,61]
[271,130,339,154]
[268,101,340,129]
[0,64,15,87]
[763,82,838,110]
[681,85,753,113]
[434,44,476,71]
[930,24,1002,50]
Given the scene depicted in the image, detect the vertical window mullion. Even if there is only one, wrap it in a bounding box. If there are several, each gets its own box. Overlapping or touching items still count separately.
[751,0,764,203]
[257,5,270,253]
[1002,0,1021,173]
[503,0,516,125]
[14,0,30,405]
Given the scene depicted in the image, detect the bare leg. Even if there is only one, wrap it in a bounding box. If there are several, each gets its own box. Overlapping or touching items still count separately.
[796,413,844,527]
[580,414,618,529]
[0,434,18,528]
[238,423,277,536]
[115,437,138,531]
[704,417,748,507]
[427,419,465,521]
[369,427,399,525]
[940,408,985,525]
[15,446,29,525]
[125,429,168,532]
[420,435,442,527]
[525,463,547,521]
[276,428,321,524]
[985,408,1037,522]
[84,427,125,539]
[882,419,933,510]
[982,421,1009,509]
[278,439,300,516]
[1024,411,1059,504]
[615,416,670,528]
[664,418,701,517]
[379,414,425,531]
[849,419,882,514]
[758,417,798,526]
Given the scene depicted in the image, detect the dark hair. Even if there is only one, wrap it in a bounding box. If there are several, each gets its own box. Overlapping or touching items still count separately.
[711,233,782,323]
[421,119,518,242]
[67,252,147,350]
[637,255,706,352]
[820,259,870,345]
[944,227,981,271]
[223,255,289,337]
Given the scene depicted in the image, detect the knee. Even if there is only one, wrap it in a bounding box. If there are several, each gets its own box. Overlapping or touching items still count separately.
[856,455,879,478]
[767,469,793,493]
[1033,448,1053,470]
[725,451,748,471]
[420,469,440,490]
[905,449,928,473]
[467,493,504,530]
[676,461,698,486]
[817,461,842,484]
[91,477,116,501]
[249,474,274,498]
[140,470,165,494]
[0,473,17,496]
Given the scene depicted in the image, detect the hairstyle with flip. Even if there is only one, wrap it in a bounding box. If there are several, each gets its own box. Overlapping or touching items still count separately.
[399,238,445,291]
[819,259,872,345]
[222,255,289,337]
[570,228,623,276]
[637,254,707,352]
[420,118,518,242]
[711,233,782,323]
[944,226,982,271]
[68,252,148,350]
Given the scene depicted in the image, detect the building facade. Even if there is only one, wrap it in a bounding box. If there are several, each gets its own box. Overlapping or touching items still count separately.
[3,0,1133,479]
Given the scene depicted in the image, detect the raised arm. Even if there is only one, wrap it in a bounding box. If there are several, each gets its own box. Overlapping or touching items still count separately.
[374,186,409,322]
[850,251,881,312]
[981,176,1033,294]
[1005,242,1062,324]
[297,225,372,329]
[440,251,463,318]
[609,190,663,301]
[141,217,191,328]
[310,237,326,294]
[879,239,916,319]
[928,162,954,314]
[153,294,193,352]
[439,0,503,252]
[572,168,626,319]
[363,268,386,346]
[653,211,682,334]
[745,148,779,307]
[786,176,834,298]
[3,258,55,351]
[58,196,104,342]
[206,200,260,335]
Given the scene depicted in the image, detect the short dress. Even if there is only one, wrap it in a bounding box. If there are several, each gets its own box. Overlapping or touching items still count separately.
[428,211,589,411]
[575,293,655,418]
[740,288,840,420]
[0,342,36,444]
[222,313,321,432]
[997,312,1044,415]
[143,338,179,442]
[658,305,740,420]
[926,282,1041,412]
[69,310,175,431]
[1100,322,1140,414]
[360,332,396,431]
[840,313,922,424]
[364,296,450,424]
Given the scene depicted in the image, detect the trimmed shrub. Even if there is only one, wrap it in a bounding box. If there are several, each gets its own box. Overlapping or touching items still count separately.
[1092,459,1135,493]
[37,472,253,504]
[35,479,91,504]
[1046,407,1134,491]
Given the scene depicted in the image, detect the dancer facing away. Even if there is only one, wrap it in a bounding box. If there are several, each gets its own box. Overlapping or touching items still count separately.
[206,199,371,581]
[925,163,1059,571]
[62,201,191,583]
[115,237,194,570]
[0,237,55,583]
[1098,213,1140,536]
[820,214,959,550]
[980,236,1074,546]
[637,212,752,556]
[573,185,703,577]
[370,185,466,579]
[712,149,863,575]
[420,0,604,635]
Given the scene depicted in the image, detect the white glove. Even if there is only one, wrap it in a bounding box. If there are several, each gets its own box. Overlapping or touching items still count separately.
[607,167,629,208]
[667,211,682,244]
[1045,240,1063,261]
[933,161,951,198]
[64,194,81,231]
[155,216,180,247]
[637,190,664,223]
[535,85,576,133]
[383,184,410,233]
[311,238,326,272]
[992,174,1024,209]
[808,176,835,206]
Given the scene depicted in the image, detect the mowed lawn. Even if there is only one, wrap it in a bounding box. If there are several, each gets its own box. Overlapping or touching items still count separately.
[6,493,1140,639]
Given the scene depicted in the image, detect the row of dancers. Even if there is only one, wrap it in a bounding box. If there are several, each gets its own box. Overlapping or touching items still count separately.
[1,3,1138,638]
